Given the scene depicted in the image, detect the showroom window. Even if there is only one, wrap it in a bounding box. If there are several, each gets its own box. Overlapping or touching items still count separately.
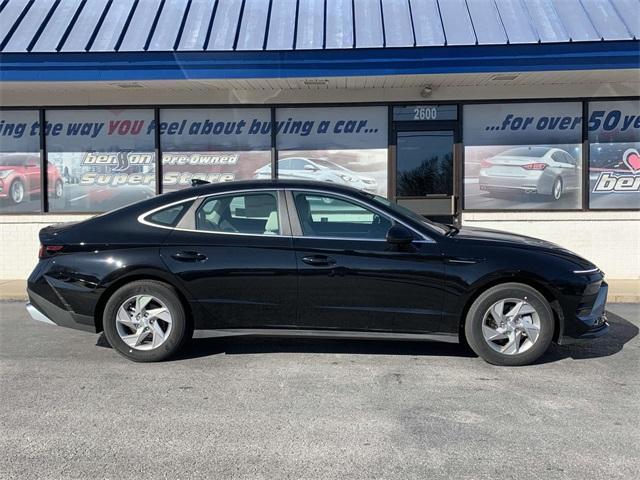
[275,106,388,197]
[45,109,156,213]
[0,110,41,213]
[463,102,583,210]
[160,108,272,191]
[587,100,640,209]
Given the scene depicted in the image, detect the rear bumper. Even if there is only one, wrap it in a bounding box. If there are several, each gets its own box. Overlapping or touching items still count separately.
[26,303,57,326]
[26,290,95,333]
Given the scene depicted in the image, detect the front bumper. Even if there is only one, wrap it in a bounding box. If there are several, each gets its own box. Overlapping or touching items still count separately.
[559,281,609,344]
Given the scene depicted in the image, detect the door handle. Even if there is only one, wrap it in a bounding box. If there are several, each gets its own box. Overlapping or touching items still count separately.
[302,255,336,266]
[171,251,207,262]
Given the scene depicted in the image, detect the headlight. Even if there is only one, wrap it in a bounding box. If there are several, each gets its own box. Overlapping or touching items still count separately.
[573,267,599,274]
[0,170,14,179]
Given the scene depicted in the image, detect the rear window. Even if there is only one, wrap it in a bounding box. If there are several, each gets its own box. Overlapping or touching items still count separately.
[147,202,191,227]
[501,147,550,157]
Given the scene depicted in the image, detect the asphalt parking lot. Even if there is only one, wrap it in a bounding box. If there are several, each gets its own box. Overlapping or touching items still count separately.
[1,302,638,480]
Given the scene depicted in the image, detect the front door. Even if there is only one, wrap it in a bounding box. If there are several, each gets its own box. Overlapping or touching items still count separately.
[289,190,447,334]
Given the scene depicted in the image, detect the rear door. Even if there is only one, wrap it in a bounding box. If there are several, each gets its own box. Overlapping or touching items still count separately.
[289,189,447,334]
[160,189,297,329]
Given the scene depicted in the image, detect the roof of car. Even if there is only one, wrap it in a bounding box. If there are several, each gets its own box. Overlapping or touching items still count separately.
[188,179,369,196]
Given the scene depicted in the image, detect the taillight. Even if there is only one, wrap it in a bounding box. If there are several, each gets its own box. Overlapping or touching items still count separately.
[39,245,63,259]
[480,160,492,168]
[521,163,547,170]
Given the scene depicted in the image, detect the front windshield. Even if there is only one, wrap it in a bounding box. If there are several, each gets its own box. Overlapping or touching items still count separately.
[371,195,449,235]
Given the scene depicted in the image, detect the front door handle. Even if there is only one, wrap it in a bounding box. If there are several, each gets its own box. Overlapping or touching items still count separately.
[171,251,207,262]
[302,255,336,266]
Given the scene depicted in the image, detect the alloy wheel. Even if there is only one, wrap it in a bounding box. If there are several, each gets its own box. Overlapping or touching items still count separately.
[552,178,562,200]
[481,298,541,355]
[11,181,24,203]
[115,295,173,351]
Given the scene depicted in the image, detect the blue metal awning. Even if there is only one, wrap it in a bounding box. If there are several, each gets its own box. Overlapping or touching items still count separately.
[0,0,638,82]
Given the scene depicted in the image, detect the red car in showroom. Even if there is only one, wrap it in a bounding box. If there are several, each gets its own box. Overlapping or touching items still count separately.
[0,154,63,204]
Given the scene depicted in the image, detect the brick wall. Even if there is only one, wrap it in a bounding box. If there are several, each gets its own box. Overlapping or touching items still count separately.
[462,211,640,279]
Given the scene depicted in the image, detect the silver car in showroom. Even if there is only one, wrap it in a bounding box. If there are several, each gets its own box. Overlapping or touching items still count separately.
[479,146,580,200]
[254,157,378,193]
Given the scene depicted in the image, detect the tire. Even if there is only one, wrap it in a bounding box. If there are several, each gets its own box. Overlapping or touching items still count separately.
[10,179,25,204]
[464,283,554,366]
[54,179,63,198]
[102,280,191,362]
[550,177,563,201]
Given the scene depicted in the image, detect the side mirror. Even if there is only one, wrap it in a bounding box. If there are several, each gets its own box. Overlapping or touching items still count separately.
[386,225,414,245]
[304,164,318,171]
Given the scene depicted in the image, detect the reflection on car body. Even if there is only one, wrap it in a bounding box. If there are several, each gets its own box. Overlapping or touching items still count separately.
[479,146,580,200]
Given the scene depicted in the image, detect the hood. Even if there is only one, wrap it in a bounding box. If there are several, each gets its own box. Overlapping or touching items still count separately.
[454,226,596,269]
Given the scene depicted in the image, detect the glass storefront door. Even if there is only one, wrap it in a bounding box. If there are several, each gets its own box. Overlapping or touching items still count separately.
[394,128,458,224]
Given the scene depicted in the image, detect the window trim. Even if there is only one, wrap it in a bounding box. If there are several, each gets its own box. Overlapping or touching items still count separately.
[287,188,434,243]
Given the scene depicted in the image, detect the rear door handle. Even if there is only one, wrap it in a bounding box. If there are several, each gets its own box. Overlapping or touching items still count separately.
[302,255,336,266]
[171,251,207,262]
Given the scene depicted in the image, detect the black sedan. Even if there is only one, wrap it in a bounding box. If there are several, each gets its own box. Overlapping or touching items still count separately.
[26,180,608,365]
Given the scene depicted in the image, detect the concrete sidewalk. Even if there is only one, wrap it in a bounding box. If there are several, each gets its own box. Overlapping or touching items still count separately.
[2,278,638,303]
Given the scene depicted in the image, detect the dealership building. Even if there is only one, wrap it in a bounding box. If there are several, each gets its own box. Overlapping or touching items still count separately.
[0,0,638,281]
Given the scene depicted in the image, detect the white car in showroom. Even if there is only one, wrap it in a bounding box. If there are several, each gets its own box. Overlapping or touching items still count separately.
[479,146,580,200]
[254,157,378,193]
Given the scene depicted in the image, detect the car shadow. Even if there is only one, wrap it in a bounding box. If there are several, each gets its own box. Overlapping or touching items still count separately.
[535,309,639,364]
[175,335,475,361]
[96,308,638,364]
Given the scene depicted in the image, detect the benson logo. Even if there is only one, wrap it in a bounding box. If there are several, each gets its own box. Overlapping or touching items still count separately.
[593,148,640,193]
[82,151,154,171]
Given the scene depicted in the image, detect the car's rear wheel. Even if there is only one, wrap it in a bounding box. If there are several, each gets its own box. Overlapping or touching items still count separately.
[465,283,553,366]
[10,180,25,204]
[551,177,563,200]
[103,280,191,362]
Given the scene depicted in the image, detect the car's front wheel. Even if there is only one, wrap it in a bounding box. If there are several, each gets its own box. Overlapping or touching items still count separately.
[103,280,191,362]
[10,179,25,204]
[465,283,554,366]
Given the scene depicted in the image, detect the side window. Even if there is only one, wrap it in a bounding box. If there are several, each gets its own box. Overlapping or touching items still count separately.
[147,202,192,227]
[564,152,577,165]
[278,159,292,170]
[551,151,564,163]
[196,192,279,235]
[290,158,309,170]
[293,192,393,239]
